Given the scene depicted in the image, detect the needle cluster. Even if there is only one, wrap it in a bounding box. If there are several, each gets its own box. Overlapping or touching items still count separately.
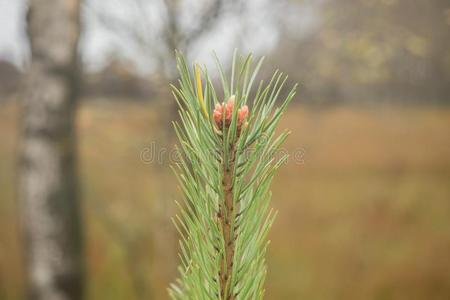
[169,51,297,300]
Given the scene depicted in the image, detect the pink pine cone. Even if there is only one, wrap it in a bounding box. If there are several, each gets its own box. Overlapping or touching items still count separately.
[213,96,248,130]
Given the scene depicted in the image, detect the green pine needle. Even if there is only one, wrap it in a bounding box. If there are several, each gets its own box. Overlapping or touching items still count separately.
[169,51,297,300]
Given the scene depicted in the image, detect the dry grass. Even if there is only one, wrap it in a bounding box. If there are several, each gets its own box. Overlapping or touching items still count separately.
[1,101,449,299]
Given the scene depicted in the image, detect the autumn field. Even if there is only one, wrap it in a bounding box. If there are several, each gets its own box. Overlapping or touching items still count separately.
[1,100,450,299]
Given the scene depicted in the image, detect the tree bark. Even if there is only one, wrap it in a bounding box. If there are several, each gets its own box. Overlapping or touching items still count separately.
[18,1,83,300]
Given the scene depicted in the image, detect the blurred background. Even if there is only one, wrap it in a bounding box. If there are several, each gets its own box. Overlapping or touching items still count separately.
[1,0,450,299]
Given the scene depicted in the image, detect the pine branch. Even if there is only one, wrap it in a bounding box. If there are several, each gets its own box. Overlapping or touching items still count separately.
[169,51,297,300]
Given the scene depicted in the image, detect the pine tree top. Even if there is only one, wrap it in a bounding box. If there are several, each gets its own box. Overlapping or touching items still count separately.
[169,50,297,300]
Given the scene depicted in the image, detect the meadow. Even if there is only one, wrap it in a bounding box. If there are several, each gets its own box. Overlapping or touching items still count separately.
[1,100,449,299]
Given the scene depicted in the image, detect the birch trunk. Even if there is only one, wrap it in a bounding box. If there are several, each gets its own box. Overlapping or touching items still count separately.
[18,1,83,299]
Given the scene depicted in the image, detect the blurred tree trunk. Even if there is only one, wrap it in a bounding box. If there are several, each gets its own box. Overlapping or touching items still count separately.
[18,1,83,300]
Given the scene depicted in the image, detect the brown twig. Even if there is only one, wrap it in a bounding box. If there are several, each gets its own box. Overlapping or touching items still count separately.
[219,141,237,300]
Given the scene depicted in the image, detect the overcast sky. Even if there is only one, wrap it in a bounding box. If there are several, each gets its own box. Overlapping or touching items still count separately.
[0,0,28,66]
[0,0,316,73]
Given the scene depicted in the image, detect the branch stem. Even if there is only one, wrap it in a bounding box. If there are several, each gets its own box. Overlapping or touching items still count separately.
[219,141,237,300]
